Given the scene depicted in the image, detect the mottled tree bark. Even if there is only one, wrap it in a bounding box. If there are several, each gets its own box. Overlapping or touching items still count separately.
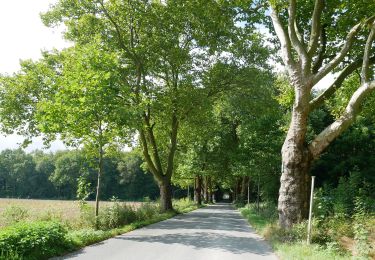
[279,144,311,227]
[159,179,173,211]
[270,1,375,228]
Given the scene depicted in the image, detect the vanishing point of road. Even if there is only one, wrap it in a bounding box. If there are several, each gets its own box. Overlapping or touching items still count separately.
[56,203,278,260]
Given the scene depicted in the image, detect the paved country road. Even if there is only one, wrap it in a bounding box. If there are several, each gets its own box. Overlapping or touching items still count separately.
[56,203,278,260]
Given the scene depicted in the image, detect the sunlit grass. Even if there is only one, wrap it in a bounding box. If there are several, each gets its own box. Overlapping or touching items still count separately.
[240,205,353,260]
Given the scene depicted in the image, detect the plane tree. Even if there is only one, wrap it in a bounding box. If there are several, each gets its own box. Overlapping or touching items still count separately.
[40,0,257,211]
[264,0,375,228]
[0,43,131,218]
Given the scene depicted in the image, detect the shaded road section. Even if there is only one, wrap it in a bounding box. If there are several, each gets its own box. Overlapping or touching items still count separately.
[56,203,277,260]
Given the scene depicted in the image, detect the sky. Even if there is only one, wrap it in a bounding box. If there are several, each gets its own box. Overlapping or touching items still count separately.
[0,0,69,152]
[0,1,335,153]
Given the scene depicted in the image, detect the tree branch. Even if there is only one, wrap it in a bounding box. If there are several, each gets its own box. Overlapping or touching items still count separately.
[287,0,309,67]
[294,19,304,45]
[312,15,375,85]
[143,112,164,176]
[309,56,375,111]
[361,22,375,83]
[307,0,324,57]
[312,22,363,85]
[309,25,375,159]
[312,25,327,73]
[309,80,375,159]
[165,112,179,179]
[270,6,296,72]
[97,0,135,61]
[139,129,162,180]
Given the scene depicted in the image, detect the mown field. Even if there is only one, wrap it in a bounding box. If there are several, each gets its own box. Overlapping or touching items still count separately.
[0,198,143,229]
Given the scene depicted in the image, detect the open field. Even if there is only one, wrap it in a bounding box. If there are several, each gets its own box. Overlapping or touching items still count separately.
[0,198,143,228]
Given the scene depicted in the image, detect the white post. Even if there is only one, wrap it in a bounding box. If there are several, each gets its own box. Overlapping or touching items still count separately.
[307,176,315,245]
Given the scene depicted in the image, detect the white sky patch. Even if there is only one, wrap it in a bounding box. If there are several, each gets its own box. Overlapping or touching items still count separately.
[0,0,70,152]
[314,73,337,91]
[0,134,67,153]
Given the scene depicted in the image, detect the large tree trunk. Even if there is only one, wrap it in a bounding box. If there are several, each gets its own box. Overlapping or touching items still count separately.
[278,93,311,228]
[279,147,311,228]
[159,179,173,212]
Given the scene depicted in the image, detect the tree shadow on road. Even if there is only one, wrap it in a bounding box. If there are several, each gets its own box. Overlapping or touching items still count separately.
[114,231,273,256]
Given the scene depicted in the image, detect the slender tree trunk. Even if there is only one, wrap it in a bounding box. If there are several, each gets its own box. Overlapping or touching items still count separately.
[203,176,209,203]
[159,178,173,212]
[236,178,242,202]
[241,176,249,202]
[208,177,213,203]
[195,175,202,205]
[193,178,197,202]
[95,145,104,218]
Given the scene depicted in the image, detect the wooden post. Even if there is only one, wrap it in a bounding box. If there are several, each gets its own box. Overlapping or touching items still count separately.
[307,176,315,245]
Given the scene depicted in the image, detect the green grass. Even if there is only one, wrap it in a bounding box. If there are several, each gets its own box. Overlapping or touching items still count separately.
[274,242,352,260]
[240,205,353,260]
[241,207,270,232]
[66,211,176,250]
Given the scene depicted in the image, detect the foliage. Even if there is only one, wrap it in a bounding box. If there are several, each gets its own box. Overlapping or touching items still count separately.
[173,198,200,213]
[240,204,354,260]
[0,221,71,260]
[1,205,29,226]
[353,197,372,258]
[0,198,198,259]
[0,149,160,201]
[97,199,137,231]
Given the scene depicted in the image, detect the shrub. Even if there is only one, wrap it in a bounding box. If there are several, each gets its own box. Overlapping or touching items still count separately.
[173,198,198,213]
[98,202,137,230]
[0,251,22,260]
[1,205,29,226]
[314,187,334,220]
[0,221,71,260]
[78,203,96,228]
[353,196,372,258]
[67,228,110,247]
[135,202,158,221]
[38,210,63,223]
[333,172,363,217]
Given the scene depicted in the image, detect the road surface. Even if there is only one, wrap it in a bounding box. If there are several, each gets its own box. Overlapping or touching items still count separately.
[56,203,278,260]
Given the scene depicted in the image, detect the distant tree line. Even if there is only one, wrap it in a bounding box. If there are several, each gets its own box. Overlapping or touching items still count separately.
[0,149,162,201]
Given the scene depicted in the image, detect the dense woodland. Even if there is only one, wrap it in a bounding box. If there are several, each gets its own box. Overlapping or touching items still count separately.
[0,0,374,235]
[0,149,161,200]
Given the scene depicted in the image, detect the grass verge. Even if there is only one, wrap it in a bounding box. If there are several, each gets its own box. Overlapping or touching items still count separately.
[240,205,355,260]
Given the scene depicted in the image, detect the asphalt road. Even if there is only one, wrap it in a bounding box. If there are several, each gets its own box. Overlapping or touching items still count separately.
[56,203,278,260]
